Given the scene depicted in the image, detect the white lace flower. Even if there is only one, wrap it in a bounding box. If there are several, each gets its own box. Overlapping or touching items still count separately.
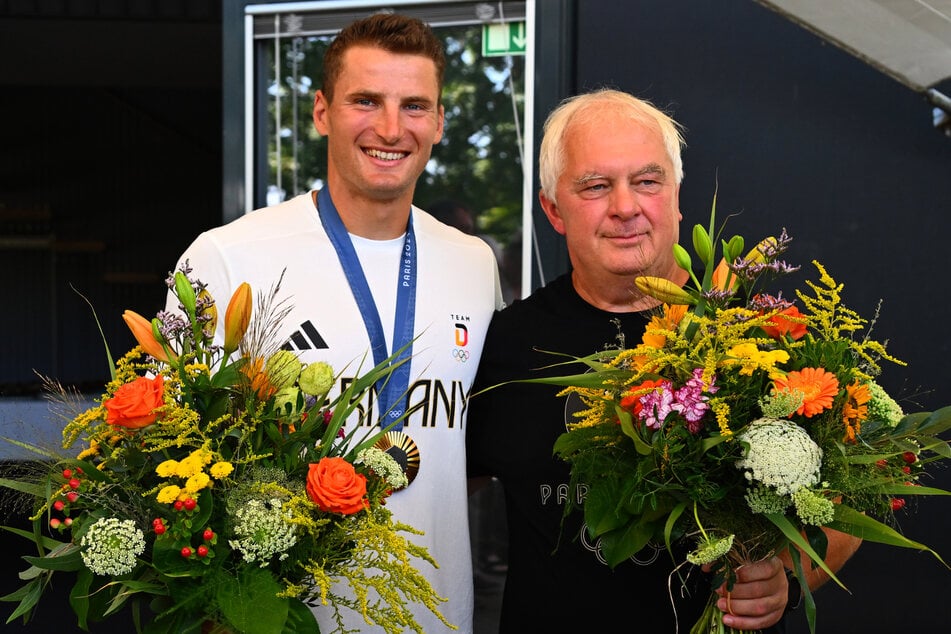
[736,417,822,496]
[80,517,145,576]
[866,380,904,427]
[792,487,835,526]
[228,498,297,566]
[356,446,409,490]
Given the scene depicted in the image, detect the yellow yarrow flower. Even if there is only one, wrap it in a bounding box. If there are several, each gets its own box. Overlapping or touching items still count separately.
[176,455,203,478]
[210,462,234,479]
[157,485,182,504]
[724,343,789,376]
[156,460,179,478]
[185,472,211,494]
[76,441,100,460]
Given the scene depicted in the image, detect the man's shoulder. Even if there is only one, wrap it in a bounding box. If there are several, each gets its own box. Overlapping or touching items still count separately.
[198,193,317,246]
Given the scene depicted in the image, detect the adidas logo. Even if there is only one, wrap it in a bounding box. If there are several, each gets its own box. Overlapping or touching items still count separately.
[281,320,329,351]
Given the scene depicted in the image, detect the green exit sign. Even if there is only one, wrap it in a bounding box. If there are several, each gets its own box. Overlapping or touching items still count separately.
[482,21,527,57]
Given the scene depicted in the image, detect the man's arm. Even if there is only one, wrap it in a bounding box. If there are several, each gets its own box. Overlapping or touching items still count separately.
[779,527,862,591]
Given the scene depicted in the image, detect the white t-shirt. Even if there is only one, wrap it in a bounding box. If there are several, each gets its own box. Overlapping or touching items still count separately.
[173,192,503,633]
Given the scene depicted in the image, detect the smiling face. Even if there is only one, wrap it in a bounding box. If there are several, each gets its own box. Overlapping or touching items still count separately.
[313,45,444,237]
[539,108,684,310]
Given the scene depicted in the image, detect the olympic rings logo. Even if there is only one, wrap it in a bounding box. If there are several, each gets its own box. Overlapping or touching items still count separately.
[452,348,470,362]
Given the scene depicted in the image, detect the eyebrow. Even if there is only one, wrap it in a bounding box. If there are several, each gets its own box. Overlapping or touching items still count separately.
[573,163,667,187]
[345,90,436,107]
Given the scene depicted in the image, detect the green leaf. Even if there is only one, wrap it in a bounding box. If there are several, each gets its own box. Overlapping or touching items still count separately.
[599,518,655,569]
[0,440,61,461]
[2,525,66,552]
[827,504,949,568]
[664,501,688,554]
[2,577,43,624]
[764,513,846,591]
[872,483,950,496]
[217,566,288,634]
[284,598,320,633]
[615,406,652,455]
[23,541,83,572]
[583,481,630,536]
[70,567,93,629]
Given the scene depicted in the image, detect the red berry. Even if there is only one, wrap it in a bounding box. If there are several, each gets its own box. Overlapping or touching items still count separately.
[183,498,197,511]
[66,491,79,503]
[902,466,911,474]
[153,518,164,526]
[49,518,61,529]
[197,545,209,557]
[64,517,73,527]
[53,500,65,511]
[875,459,888,468]
[75,467,83,474]
[181,547,192,558]
[902,451,917,464]
[203,529,214,541]
[154,524,166,535]
[174,500,184,511]
[62,469,73,479]
[891,498,906,511]
[68,478,81,490]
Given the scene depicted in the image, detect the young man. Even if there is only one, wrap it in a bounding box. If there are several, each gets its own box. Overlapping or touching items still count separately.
[173,14,502,633]
[466,89,859,632]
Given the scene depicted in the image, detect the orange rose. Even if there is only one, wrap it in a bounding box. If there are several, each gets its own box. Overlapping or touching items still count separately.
[104,375,165,429]
[306,457,368,515]
[761,306,808,341]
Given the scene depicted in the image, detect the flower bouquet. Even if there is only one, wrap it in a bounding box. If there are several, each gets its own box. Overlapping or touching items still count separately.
[541,207,951,632]
[0,268,449,633]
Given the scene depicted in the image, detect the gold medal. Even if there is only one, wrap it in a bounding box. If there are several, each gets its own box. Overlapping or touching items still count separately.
[374,431,420,486]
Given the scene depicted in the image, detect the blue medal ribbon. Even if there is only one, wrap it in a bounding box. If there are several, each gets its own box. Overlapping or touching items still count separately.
[316,187,416,431]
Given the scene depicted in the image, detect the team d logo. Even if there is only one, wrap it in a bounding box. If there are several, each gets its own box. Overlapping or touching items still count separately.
[452,322,470,362]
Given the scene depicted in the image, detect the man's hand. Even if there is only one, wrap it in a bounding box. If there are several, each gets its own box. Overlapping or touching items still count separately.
[715,556,787,630]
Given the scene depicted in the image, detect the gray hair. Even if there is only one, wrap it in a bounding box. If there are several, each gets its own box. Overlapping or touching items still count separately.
[538,89,686,200]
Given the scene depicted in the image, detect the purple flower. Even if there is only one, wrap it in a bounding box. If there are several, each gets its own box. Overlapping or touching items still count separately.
[671,369,718,433]
[638,381,675,430]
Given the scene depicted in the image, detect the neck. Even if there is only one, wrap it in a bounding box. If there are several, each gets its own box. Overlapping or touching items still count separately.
[315,186,411,240]
[571,266,690,313]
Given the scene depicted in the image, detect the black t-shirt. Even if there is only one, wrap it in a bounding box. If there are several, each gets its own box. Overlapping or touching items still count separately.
[467,273,786,632]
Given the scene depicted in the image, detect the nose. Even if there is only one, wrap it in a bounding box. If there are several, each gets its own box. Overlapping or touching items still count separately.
[374,104,403,144]
[611,185,641,219]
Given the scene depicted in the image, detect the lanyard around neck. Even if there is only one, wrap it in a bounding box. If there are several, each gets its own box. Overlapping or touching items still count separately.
[316,187,416,430]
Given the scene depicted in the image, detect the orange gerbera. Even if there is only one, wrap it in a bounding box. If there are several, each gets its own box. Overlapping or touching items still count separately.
[642,304,688,349]
[842,381,871,443]
[774,367,839,418]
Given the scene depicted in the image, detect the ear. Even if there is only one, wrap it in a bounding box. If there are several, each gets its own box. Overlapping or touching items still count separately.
[313,90,330,136]
[539,190,567,236]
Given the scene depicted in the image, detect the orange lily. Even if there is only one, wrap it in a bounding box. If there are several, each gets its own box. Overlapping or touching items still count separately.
[122,310,175,363]
[223,282,252,355]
